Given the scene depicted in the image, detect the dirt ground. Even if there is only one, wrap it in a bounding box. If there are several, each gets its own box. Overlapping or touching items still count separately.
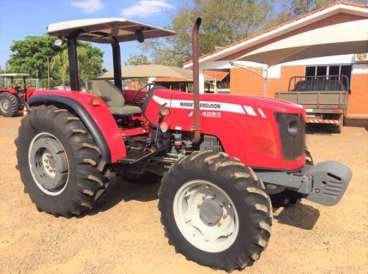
[0,117,367,274]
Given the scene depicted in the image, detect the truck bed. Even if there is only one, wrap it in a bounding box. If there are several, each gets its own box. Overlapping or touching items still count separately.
[275,91,348,112]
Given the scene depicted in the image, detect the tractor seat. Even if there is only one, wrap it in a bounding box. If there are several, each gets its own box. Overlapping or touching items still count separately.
[90,80,142,116]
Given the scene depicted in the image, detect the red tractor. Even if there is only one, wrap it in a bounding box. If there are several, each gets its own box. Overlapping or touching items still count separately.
[0,73,34,117]
[16,18,352,271]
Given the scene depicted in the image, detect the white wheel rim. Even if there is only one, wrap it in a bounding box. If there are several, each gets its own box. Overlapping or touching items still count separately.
[0,99,9,112]
[173,180,239,253]
[28,132,70,196]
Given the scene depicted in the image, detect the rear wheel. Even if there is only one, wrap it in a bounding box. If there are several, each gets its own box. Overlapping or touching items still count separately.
[16,105,110,217]
[0,92,19,117]
[158,151,272,271]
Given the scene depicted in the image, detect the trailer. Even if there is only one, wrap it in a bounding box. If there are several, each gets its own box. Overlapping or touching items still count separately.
[275,75,349,133]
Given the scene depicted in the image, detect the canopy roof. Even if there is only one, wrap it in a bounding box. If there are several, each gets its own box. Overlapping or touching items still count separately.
[98,64,193,79]
[240,19,368,65]
[155,71,229,83]
[48,18,175,43]
[184,2,368,68]
[0,73,30,77]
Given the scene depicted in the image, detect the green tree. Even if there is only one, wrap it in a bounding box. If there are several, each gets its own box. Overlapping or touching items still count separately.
[125,54,151,66]
[51,43,104,81]
[8,35,104,81]
[7,36,61,79]
[276,0,366,19]
[144,0,273,66]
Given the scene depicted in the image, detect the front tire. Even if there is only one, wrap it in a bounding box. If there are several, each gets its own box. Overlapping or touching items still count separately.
[16,105,110,217]
[0,92,19,117]
[158,151,272,272]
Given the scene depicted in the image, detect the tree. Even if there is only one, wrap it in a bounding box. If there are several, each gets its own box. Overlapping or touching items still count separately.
[51,43,104,81]
[275,0,366,20]
[7,36,61,79]
[144,0,273,66]
[125,54,151,66]
[7,35,104,81]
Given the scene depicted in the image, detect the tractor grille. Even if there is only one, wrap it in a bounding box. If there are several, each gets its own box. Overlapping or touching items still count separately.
[275,113,305,160]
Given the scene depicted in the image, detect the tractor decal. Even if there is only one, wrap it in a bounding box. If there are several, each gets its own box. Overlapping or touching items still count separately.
[152,95,265,118]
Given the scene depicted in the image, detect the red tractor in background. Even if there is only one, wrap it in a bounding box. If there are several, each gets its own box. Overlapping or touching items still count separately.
[0,73,34,117]
[16,18,352,271]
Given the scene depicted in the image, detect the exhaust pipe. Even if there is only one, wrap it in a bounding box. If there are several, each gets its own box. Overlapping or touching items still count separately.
[192,17,201,144]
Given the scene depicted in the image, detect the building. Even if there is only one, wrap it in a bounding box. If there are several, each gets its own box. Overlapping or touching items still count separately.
[184,2,368,120]
[154,70,230,92]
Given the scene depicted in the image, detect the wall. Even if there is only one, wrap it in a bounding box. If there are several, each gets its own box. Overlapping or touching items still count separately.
[229,66,304,97]
[348,65,368,118]
[229,64,368,117]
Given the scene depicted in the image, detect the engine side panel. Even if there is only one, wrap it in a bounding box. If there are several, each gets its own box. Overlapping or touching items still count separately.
[145,89,305,170]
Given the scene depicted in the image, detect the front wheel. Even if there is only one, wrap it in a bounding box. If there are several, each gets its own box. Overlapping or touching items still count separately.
[158,151,272,272]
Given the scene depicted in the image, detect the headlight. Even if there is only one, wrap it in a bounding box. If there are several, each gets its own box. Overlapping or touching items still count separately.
[288,120,298,136]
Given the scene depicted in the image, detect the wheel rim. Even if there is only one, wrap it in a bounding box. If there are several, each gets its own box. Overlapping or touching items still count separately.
[173,180,239,253]
[28,132,70,196]
[0,99,9,112]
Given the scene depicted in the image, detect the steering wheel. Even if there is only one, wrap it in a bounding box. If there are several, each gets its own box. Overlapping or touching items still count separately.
[132,83,154,104]
[132,83,167,106]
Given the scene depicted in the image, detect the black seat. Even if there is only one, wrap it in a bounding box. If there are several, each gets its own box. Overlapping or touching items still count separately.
[90,80,142,116]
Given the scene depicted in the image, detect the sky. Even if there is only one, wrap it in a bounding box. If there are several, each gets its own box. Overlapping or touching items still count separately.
[0,0,180,71]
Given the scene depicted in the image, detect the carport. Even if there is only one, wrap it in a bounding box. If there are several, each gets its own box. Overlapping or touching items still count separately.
[184,2,368,119]
[236,17,368,99]
[239,19,368,66]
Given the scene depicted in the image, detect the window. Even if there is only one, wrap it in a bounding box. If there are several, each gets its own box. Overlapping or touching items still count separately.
[317,66,327,77]
[305,64,352,90]
[329,65,339,76]
[341,65,352,90]
[305,66,315,77]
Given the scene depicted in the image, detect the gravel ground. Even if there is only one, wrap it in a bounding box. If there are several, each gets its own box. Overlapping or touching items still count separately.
[0,117,367,274]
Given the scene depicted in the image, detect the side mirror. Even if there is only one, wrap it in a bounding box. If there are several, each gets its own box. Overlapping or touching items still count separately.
[54,39,64,47]
[135,29,145,43]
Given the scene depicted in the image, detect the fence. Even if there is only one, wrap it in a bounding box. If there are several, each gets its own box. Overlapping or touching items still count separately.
[24,79,91,91]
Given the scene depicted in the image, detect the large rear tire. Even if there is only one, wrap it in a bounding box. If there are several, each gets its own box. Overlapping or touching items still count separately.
[158,151,272,272]
[15,105,110,217]
[0,92,19,117]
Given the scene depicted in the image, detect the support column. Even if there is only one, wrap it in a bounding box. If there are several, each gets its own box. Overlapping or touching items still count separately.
[67,33,80,91]
[199,69,205,94]
[111,38,122,90]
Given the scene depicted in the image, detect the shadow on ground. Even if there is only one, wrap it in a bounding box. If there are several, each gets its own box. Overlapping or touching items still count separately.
[273,203,320,230]
[92,177,320,231]
[90,176,161,215]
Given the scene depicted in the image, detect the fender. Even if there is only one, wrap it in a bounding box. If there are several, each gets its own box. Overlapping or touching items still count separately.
[28,92,126,164]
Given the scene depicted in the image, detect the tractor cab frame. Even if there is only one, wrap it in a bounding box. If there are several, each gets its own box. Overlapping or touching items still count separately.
[48,18,175,92]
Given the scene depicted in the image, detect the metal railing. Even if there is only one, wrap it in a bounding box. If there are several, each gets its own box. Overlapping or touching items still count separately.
[288,75,349,92]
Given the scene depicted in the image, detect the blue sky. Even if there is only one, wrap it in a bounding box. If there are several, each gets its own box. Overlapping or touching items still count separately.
[0,0,180,70]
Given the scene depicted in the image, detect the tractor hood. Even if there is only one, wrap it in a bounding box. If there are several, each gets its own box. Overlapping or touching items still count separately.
[154,89,305,116]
